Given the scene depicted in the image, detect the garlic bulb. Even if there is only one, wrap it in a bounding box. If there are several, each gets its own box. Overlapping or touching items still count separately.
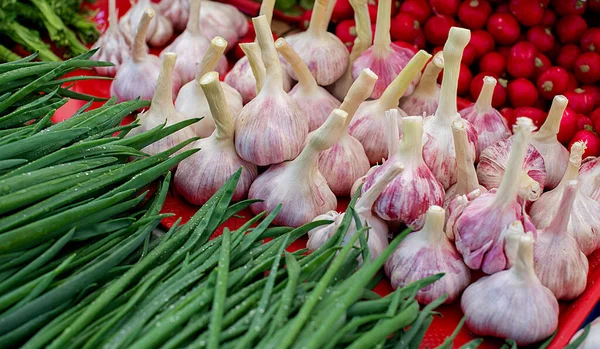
[351,0,417,99]
[283,0,349,86]
[348,50,431,164]
[157,0,188,32]
[530,95,570,190]
[120,0,173,47]
[459,76,511,161]
[461,235,559,346]
[578,157,600,198]
[91,0,131,77]
[126,52,195,156]
[570,318,600,348]
[307,163,403,258]
[451,118,537,274]
[249,109,347,227]
[199,0,248,47]
[364,112,445,230]
[351,164,380,197]
[234,16,309,166]
[318,69,377,196]
[399,52,444,117]
[174,37,242,138]
[276,38,340,131]
[533,180,589,300]
[530,141,600,255]
[386,206,470,304]
[422,27,478,190]
[111,9,181,103]
[174,72,257,205]
[445,189,482,242]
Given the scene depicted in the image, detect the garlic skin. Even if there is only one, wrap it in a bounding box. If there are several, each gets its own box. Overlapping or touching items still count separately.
[157,0,188,32]
[249,109,347,227]
[530,141,600,256]
[174,37,242,138]
[318,69,377,196]
[120,0,173,47]
[276,38,340,131]
[445,189,482,241]
[199,0,248,47]
[459,76,511,161]
[111,9,182,103]
[350,164,380,197]
[91,0,131,77]
[530,95,570,190]
[461,235,559,346]
[174,72,257,205]
[578,156,600,198]
[570,318,600,348]
[364,113,445,230]
[283,0,349,86]
[348,50,432,164]
[398,52,444,117]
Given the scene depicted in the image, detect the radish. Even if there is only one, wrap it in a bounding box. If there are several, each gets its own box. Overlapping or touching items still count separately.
[564,88,596,115]
[509,0,544,27]
[500,107,515,129]
[513,106,547,129]
[574,52,600,84]
[335,19,357,49]
[577,114,593,131]
[458,0,492,30]
[507,42,538,79]
[462,44,476,66]
[330,0,354,22]
[557,44,583,71]
[390,13,421,43]
[567,73,579,91]
[552,0,587,16]
[430,0,460,16]
[569,130,600,158]
[581,28,600,53]
[591,108,600,127]
[540,9,557,27]
[534,52,551,78]
[583,85,600,109]
[507,78,538,108]
[470,72,506,107]
[590,0,600,12]
[487,13,520,45]
[399,0,431,24]
[458,63,473,96]
[556,15,588,44]
[495,3,509,12]
[424,15,456,46]
[497,45,511,58]
[537,66,569,100]
[394,41,419,53]
[557,107,579,145]
[469,29,495,58]
[300,10,312,30]
[479,52,506,76]
[527,26,554,53]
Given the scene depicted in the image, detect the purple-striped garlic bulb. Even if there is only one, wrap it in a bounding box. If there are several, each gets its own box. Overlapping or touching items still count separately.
[248,109,347,227]
[399,52,444,117]
[363,112,445,230]
[530,95,570,190]
[318,69,376,196]
[351,164,380,197]
[234,15,308,166]
[91,0,131,77]
[445,189,482,241]
[348,50,431,164]
[111,9,181,103]
[459,76,511,161]
[119,0,173,47]
[386,206,470,304]
[174,72,257,206]
[307,163,403,259]
[451,118,537,274]
[533,180,589,300]
[579,156,600,199]
[422,27,478,190]
[199,0,248,47]
[283,0,349,86]
[351,0,417,99]
[276,38,340,131]
[570,318,600,348]
[530,141,600,255]
[461,235,559,346]
[174,37,242,138]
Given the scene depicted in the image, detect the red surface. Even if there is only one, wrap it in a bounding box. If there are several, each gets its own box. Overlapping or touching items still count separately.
[51,1,600,347]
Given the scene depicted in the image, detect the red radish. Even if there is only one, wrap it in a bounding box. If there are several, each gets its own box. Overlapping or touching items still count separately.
[556,15,588,44]
[583,85,600,109]
[564,88,596,115]
[591,108,600,128]
[581,29,600,53]
[590,0,600,12]
[457,96,473,110]
[537,66,569,100]
[509,0,544,27]
[557,107,579,144]
[424,15,456,46]
[533,97,546,109]
[479,52,506,76]
[507,78,538,108]
[458,0,492,30]
[486,13,520,45]
[331,0,354,22]
[495,3,509,12]
[469,29,495,58]
[299,10,312,30]
[574,52,600,84]
[413,29,427,49]
[430,0,460,16]
[458,63,473,96]
[539,0,550,5]
[577,114,593,131]
[497,45,511,58]
[393,41,419,53]
[335,19,357,49]
[557,44,583,71]
[569,130,600,158]
[567,73,579,91]
[462,44,476,66]
[399,0,431,24]
[540,9,557,27]
[390,13,420,42]
[552,0,587,16]
[534,52,551,78]
[470,72,506,107]
[507,42,538,79]
[526,26,554,53]
[513,106,547,128]
[368,0,399,23]
[500,107,515,128]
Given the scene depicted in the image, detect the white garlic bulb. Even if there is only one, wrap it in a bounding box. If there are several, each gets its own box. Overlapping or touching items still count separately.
[350,164,380,197]
[578,156,600,199]
[399,52,444,117]
[120,0,173,47]
[91,0,132,77]
[570,318,600,348]
[157,0,188,32]
[199,0,248,47]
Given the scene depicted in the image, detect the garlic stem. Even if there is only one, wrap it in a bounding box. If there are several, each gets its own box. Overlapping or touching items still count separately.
[535,95,568,139]
[452,120,479,195]
[308,0,331,36]
[435,27,471,121]
[474,76,496,114]
[560,141,586,184]
[548,180,579,235]
[294,109,348,167]
[414,52,444,97]
[260,0,277,25]
[152,52,177,108]
[422,205,446,244]
[340,69,378,127]
[373,0,392,57]
[187,0,202,36]
[200,72,234,141]
[133,9,154,62]
[275,38,318,93]
[398,115,424,160]
[514,235,536,280]
[517,172,542,202]
[386,109,402,158]
[239,43,266,93]
[252,15,283,90]
[196,37,228,80]
[379,50,431,110]
[504,221,526,267]
[355,163,404,215]
[349,0,372,62]
[108,0,117,32]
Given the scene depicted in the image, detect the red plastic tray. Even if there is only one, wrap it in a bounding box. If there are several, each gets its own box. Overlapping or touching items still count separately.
[53,1,600,347]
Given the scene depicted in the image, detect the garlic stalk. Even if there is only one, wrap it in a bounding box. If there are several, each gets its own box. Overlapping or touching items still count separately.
[422,27,478,190]
[348,50,431,164]
[570,318,600,348]
[399,52,444,117]
[503,221,527,268]
[119,0,173,47]
[157,0,188,32]
[318,69,377,196]
[276,38,341,131]
[174,37,243,138]
[530,141,600,255]
[386,206,470,304]
[364,112,445,230]
[111,9,181,103]
[579,157,600,198]
[234,15,309,166]
[248,109,348,227]
[461,235,559,346]
[174,72,258,206]
[531,95,570,190]
[91,0,132,77]
[284,0,349,86]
